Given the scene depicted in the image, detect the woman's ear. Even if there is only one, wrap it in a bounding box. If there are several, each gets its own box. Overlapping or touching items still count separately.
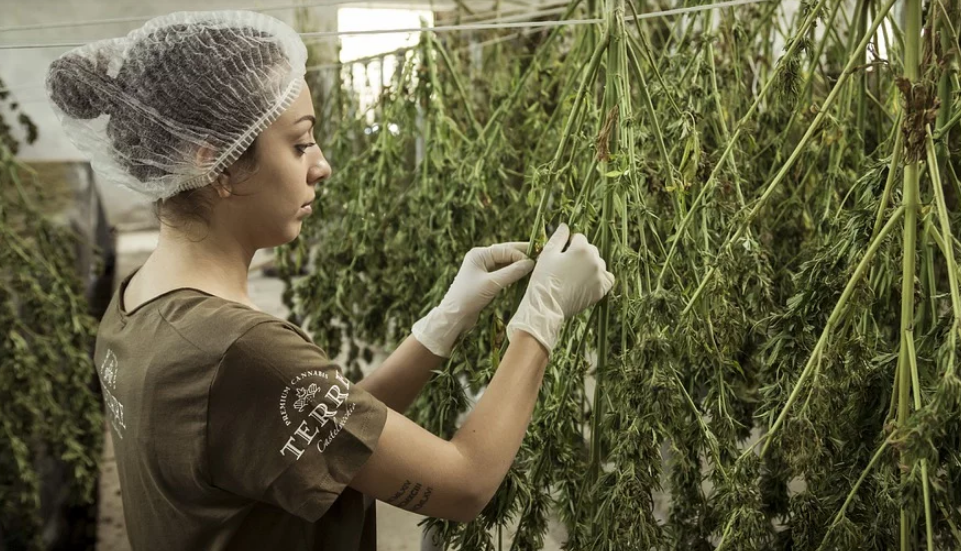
[210,173,234,199]
[194,145,233,199]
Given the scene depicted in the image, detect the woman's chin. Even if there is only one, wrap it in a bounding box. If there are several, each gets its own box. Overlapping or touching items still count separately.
[281,225,302,244]
[262,223,302,248]
[285,218,304,243]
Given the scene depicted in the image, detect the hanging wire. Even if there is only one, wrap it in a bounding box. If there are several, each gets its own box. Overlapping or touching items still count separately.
[0,3,567,95]
[5,28,534,105]
[0,0,558,34]
[2,0,771,103]
[0,0,770,50]
[306,25,540,74]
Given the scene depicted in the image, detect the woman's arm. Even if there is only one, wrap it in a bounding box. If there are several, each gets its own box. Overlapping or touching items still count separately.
[349,330,549,523]
[355,334,445,415]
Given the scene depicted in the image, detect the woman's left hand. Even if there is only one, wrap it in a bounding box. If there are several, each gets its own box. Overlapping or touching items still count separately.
[411,242,535,358]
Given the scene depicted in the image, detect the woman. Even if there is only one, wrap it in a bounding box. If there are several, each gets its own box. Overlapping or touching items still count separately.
[45,10,614,550]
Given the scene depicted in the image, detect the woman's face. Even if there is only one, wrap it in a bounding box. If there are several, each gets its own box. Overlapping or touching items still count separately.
[214,79,331,250]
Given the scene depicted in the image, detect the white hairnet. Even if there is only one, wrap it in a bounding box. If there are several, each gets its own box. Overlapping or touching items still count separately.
[45,10,308,202]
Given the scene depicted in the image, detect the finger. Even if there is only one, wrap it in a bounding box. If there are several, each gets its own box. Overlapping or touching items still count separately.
[488,242,531,265]
[569,233,589,252]
[603,271,616,293]
[496,241,531,254]
[489,259,535,287]
[465,246,488,269]
[542,223,570,255]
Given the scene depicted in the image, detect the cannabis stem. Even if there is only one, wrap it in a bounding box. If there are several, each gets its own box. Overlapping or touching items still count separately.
[897,0,922,544]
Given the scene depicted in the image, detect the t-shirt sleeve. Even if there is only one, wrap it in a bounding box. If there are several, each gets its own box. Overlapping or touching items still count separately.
[207,319,389,522]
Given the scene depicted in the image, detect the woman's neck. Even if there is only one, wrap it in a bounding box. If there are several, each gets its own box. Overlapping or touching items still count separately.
[145,226,256,305]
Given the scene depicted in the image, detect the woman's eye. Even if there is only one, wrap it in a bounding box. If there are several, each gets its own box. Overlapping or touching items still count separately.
[295,142,316,155]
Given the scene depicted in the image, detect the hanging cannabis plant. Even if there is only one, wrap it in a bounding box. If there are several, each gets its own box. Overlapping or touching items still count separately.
[280,0,960,548]
[0,81,104,550]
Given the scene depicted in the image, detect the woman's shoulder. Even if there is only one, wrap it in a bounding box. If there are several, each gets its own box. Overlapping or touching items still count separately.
[230,314,316,349]
[157,292,303,355]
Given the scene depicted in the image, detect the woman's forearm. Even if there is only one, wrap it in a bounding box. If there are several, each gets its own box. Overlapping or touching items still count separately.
[450,330,549,506]
[354,334,445,415]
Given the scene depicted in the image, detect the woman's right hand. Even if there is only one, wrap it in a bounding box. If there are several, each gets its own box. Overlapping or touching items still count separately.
[506,223,615,355]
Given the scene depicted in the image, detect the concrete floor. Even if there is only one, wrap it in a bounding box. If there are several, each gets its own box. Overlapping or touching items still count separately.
[96,229,567,551]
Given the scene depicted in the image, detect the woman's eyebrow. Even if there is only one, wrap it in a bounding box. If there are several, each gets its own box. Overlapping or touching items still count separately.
[293,115,316,128]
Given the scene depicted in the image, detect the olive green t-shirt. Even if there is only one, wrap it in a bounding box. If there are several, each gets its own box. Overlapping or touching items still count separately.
[93,266,389,550]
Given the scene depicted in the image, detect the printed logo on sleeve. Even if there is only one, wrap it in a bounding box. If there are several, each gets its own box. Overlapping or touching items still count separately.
[99,349,126,439]
[293,383,321,412]
[277,369,357,460]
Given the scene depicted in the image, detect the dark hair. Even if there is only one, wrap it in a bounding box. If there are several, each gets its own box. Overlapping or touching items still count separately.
[47,23,289,233]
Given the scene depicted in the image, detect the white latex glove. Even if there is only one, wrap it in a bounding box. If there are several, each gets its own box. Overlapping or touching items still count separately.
[507,223,615,355]
[412,242,536,358]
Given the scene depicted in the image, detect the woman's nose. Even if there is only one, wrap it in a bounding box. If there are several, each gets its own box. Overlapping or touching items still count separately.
[309,150,332,185]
